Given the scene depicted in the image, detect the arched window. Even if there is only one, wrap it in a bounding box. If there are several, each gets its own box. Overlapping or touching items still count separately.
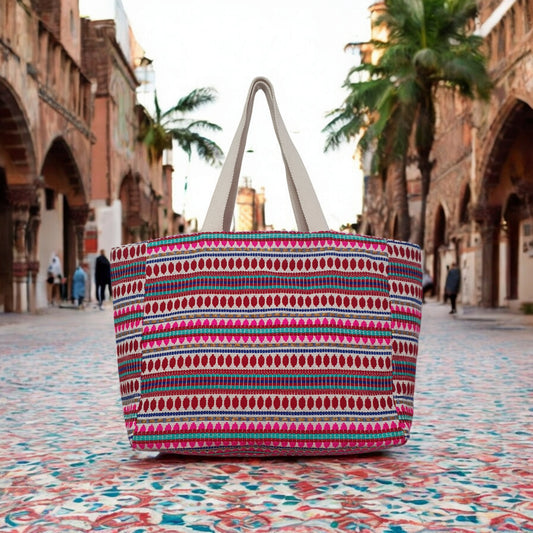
[434,205,446,250]
[459,185,471,225]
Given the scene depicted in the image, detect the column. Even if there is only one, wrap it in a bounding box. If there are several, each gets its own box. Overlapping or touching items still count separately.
[475,205,501,308]
[9,185,35,313]
[27,203,42,313]
[70,205,90,265]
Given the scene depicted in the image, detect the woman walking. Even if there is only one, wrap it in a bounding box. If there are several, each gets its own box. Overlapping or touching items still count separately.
[444,263,461,315]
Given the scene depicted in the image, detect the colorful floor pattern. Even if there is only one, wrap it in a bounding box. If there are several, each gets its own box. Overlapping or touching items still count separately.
[0,302,531,532]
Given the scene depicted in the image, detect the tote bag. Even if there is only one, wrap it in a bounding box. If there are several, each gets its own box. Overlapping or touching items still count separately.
[110,77,423,456]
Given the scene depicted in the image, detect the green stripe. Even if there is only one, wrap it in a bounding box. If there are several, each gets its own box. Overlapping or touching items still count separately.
[111,261,145,274]
[133,430,404,442]
[389,274,421,283]
[146,286,389,297]
[150,232,386,245]
[143,327,390,340]
[115,313,143,324]
[393,361,417,368]
[112,273,143,283]
[391,314,421,323]
[111,259,145,269]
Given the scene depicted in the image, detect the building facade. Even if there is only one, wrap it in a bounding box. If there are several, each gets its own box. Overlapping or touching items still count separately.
[426,0,533,308]
[0,0,174,313]
[80,14,175,286]
[0,0,93,312]
[359,0,533,309]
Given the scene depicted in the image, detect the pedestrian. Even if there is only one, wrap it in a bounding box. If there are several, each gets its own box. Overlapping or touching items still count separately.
[47,252,63,306]
[444,262,461,314]
[95,249,111,310]
[72,264,87,309]
[422,269,434,303]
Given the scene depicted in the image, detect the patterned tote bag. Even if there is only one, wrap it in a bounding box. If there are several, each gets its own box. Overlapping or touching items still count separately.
[110,77,423,456]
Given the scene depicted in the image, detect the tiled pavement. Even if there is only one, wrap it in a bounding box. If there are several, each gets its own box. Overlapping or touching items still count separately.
[0,302,531,532]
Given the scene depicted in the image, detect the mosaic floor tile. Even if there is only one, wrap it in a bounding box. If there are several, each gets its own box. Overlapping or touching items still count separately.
[0,303,531,531]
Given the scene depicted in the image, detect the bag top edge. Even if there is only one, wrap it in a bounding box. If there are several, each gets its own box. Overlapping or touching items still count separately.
[110,231,422,255]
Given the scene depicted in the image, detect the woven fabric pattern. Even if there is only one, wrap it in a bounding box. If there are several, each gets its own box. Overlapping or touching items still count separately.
[110,231,422,456]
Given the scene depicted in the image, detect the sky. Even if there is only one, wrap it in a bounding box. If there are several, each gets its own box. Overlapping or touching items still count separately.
[81,0,375,231]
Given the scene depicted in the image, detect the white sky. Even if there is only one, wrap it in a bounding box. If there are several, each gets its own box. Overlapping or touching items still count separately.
[81,0,375,230]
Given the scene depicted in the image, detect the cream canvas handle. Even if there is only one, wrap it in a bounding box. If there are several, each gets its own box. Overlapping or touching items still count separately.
[201,77,329,232]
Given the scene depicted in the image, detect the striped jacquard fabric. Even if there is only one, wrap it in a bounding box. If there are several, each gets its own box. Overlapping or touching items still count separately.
[110,231,422,456]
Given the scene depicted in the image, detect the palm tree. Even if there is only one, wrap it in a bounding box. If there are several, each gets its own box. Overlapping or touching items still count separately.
[140,87,224,166]
[324,0,492,246]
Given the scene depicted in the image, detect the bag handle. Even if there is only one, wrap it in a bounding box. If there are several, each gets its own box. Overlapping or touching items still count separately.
[201,77,329,232]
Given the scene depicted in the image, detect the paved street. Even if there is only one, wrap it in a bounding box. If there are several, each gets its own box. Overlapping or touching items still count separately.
[0,302,531,532]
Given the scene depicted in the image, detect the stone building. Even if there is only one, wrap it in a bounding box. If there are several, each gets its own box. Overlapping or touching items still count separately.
[235,178,268,232]
[0,0,93,312]
[426,0,533,308]
[359,0,533,309]
[0,0,174,313]
[80,12,175,279]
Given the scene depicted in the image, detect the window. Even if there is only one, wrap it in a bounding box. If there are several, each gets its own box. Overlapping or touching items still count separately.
[497,20,506,58]
[510,7,516,44]
[70,10,76,37]
[459,185,471,225]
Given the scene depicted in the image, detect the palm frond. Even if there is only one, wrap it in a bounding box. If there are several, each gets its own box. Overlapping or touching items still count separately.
[142,86,224,166]
[323,112,367,152]
[186,120,223,133]
[323,0,492,246]
[325,0,491,167]
[440,54,492,99]
[171,128,224,167]
[154,91,162,122]
[162,87,218,119]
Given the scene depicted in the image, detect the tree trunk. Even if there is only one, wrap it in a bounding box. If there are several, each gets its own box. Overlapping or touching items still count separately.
[415,157,432,247]
[390,158,410,241]
[414,91,435,248]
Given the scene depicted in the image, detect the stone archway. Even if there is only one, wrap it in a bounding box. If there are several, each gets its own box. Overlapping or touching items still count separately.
[0,81,37,179]
[476,98,533,307]
[0,80,38,312]
[40,137,89,306]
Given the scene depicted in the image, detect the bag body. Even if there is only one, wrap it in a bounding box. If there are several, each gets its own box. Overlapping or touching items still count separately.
[110,78,422,456]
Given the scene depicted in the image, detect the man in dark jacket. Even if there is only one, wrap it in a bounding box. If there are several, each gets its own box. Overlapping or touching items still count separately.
[95,249,111,310]
[444,262,461,314]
